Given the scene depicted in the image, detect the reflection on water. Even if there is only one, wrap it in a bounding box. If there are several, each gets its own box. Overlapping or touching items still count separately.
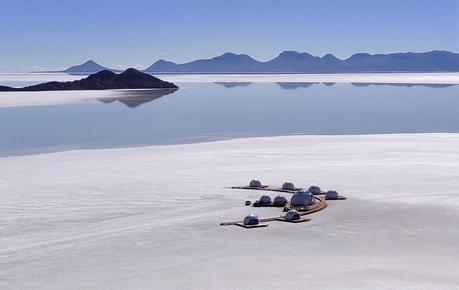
[214,82,456,90]
[276,82,318,89]
[97,89,178,108]
[1,82,459,156]
[214,82,252,88]
[350,83,455,88]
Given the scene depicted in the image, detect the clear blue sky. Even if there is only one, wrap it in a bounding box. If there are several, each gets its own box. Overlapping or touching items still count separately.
[1,0,458,71]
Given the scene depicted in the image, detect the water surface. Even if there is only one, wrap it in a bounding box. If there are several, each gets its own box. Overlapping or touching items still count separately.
[1,78,458,156]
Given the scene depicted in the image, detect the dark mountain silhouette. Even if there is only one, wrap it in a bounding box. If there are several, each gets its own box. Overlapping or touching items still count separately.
[145,52,262,73]
[62,60,121,74]
[264,51,322,72]
[144,50,459,73]
[0,68,178,91]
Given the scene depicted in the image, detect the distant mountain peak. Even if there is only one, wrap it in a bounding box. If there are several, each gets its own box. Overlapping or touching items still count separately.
[121,67,141,74]
[278,51,313,57]
[62,60,119,74]
[154,59,175,65]
[322,53,337,59]
[349,53,372,59]
[220,52,238,57]
[83,60,97,65]
[214,52,253,60]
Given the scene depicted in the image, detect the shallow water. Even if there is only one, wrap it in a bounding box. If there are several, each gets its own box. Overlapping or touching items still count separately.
[1,75,459,156]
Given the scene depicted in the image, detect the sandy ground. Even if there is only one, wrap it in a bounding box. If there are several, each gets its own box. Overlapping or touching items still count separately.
[0,72,459,108]
[1,134,459,289]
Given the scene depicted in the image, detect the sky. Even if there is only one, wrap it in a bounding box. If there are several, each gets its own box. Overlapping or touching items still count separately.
[1,0,458,72]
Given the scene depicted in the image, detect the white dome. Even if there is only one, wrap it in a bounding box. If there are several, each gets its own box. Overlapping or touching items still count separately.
[243,214,259,225]
[326,190,339,199]
[273,195,287,205]
[284,210,301,221]
[282,182,295,190]
[308,185,321,195]
[250,179,262,187]
[290,190,313,206]
[259,195,272,204]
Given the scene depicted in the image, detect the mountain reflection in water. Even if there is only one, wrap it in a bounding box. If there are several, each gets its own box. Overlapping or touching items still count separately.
[214,82,253,88]
[97,88,178,108]
[214,82,456,90]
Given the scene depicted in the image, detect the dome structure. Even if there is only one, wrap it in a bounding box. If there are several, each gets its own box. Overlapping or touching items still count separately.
[282,181,295,190]
[249,179,262,187]
[259,195,272,205]
[308,185,321,195]
[326,190,339,199]
[243,214,259,225]
[290,190,313,206]
[273,195,288,206]
[284,209,301,221]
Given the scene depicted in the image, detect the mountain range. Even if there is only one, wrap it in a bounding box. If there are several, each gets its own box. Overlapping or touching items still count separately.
[58,50,459,74]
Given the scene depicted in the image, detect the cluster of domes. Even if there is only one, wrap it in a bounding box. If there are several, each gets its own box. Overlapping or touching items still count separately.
[254,194,288,207]
[228,180,346,228]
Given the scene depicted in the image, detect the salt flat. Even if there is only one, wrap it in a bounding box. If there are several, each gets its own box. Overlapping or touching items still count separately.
[159,72,459,84]
[1,134,459,289]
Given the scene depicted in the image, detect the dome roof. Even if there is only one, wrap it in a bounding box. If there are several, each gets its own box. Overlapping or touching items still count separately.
[290,190,313,206]
[243,214,259,225]
[284,209,301,221]
[326,190,339,199]
[282,182,295,190]
[259,195,272,204]
[308,185,321,195]
[273,195,287,205]
[250,179,262,187]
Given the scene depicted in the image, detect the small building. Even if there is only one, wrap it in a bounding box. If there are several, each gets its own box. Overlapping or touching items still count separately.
[290,190,313,206]
[259,195,272,205]
[273,195,288,207]
[325,190,339,199]
[282,181,295,190]
[243,214,259,225]
[249,179,262,187]
[284,209,301,221]
[308,185,321,195]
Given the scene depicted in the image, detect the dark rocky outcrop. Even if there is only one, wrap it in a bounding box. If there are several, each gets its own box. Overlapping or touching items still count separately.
[0,68,178,91]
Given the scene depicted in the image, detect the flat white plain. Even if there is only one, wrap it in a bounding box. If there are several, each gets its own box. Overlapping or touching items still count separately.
[1,134,458,289]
